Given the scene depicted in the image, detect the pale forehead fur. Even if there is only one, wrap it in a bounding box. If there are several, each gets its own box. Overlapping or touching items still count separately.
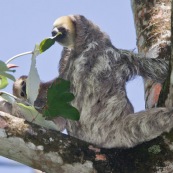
[53,15,75,32]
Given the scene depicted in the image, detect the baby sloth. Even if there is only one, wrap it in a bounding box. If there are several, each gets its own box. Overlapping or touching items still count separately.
[13,15,172,148]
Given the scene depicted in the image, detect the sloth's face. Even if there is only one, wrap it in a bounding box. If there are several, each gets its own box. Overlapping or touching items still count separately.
[52,16,76,49]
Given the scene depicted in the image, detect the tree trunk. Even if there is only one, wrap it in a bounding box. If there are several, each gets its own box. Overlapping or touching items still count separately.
[131,0,171,108]
[0,1,173,173]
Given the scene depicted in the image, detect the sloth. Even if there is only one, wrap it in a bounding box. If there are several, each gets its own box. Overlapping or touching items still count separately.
[13,15,172,148]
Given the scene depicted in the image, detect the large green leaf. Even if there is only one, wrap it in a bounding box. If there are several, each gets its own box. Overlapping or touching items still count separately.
[42,78,80,121]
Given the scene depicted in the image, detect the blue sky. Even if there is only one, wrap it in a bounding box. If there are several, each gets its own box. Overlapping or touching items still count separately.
[0,1,145,172]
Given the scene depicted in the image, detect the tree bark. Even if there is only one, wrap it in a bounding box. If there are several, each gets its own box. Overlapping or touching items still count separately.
[1,110,173,173]
[0,1,173,173]
[131,0,171,108]
[169,0,173,106]
[0,111,97,173]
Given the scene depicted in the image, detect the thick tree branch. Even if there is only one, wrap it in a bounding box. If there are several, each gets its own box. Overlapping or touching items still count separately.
[1,110,173,173]
[0,111,97,173]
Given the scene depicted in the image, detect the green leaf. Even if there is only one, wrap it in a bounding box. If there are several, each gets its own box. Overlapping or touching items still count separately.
[39,38,55,53]
[17,103,60,131]
[48,79,70,96]
[0,71,15,81]
[39,33,62,53]
[0,60,8,71]
[58,92,75,102]
[42,78,80,121]
[44,103,80,120]
[0,60,15,82]
[0,75,8,89]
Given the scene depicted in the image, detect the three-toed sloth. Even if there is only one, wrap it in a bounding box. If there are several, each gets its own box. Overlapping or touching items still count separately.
[13,15,172,148]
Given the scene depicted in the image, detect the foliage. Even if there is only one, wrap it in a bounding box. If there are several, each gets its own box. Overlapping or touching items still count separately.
[43,78,80,120]
[0,60,16,89]
[0,35,80,129]
[0,75,8,89]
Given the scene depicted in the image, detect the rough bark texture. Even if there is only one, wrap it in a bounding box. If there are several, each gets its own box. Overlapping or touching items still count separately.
[169,0,173,106]
[1,110,173,173]
[0,111,96,173]
[131,0,171,108]
[130,0,173,173]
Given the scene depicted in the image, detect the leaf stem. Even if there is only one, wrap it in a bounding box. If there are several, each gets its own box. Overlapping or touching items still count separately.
[5,51,33,64]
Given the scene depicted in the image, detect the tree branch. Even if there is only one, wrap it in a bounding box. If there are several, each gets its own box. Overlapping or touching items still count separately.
[1,110,173,173]
[0,111,97,173]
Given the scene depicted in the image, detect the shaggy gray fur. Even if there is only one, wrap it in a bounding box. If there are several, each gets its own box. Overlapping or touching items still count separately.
[13,15,172,148]
[58,15,171,148]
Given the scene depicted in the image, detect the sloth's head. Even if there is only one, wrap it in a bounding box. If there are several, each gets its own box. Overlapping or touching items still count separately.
[52,15,110,52]
[52,15,76,49]
[13,75,27,99]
